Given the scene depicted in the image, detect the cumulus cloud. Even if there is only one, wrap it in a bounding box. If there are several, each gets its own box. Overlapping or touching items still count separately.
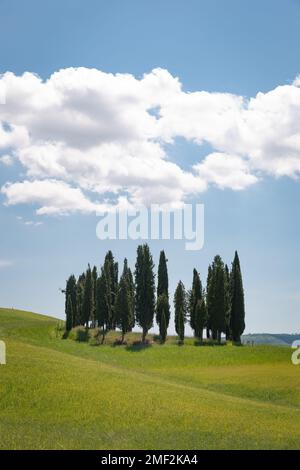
[194,153,258,190]
[1,180,108,215]
[0,67,300,214]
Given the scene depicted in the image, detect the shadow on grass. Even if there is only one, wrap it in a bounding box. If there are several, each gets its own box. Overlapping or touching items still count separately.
[194,339,227,347]
[125,340,153,352]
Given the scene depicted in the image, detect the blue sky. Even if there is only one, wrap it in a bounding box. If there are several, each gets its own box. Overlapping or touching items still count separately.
[0,0,300,333]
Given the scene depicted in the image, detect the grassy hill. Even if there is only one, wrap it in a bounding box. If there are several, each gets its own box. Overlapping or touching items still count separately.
[0,307,299,450]
[242,333,300,346]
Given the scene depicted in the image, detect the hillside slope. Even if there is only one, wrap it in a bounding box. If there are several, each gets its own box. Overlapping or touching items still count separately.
[0,308,299,450]
[242,333,300,346]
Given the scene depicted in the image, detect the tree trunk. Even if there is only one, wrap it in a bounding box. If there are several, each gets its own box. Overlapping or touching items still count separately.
[233,334,241,344]
[217,330,221,344]
[142,329,147,343]
[121,332,125,344]
[206,328,210,339]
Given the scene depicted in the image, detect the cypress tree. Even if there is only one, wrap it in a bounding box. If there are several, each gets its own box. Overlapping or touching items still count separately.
[91,266,98,328]
[103,251,118,329]
[66,295,73,332]
[96,268,109,343]
[157,293,169,341]
[122,258,135,327]
[76,273,85,326]
[194,298,207,341]
[115,259,135,343]
[156,250,170,328]
[209,255,226,343]
[126,264,135,319]
[206,265,213,339]
[65,275,77,329]
[135,244,155,343]
[160,308,167,344]
[82,264,93,327]
[230,251,245,343]
[174,280,187,343]
[224,264,231,340]
[189,269,202,335]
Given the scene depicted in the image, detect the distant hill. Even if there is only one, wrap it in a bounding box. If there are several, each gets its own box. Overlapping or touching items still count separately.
[242,333,300,346]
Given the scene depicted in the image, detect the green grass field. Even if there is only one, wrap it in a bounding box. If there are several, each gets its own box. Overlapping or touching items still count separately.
[0,307,299,450]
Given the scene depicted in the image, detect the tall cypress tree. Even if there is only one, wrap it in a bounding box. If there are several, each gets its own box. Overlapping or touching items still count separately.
[224,264,231,340]
[66,295,74,332]
[206,264,213,339]
[230,251,245,343]
[135,244,155,343]
[156,250,170,329]
[65,275,77,330]
[194,298,207,341]
[160,308,167,343]
[174,280,187,343]
[208,255,226,343]
[122,258,135,325]
[189,269,202,335]
[103,251,118,329]
[156,293,169,341]
[115,259,135,343]
[96,268,109,342]
[82,264,93,327]
[76,272,85,326]
[91,266,98,328]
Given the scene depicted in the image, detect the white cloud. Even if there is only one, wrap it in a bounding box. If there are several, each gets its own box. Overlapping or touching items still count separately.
[24,220,43,226]
[1,180,108,215]
[0,154,13,166]
[0,67,300,214]
[194,153,258,190]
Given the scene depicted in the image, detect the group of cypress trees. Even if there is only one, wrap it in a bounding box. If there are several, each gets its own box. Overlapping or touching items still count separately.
[175,251,245,344]
[65,246,245,344]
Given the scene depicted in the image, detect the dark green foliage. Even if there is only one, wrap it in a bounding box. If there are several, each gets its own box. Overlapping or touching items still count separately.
[194,298,207,341]
[65,275,77,330]
[230,251,245,343]
[135,244,155,342]
[125,262,135,318]
[189,269,202,335]
[103,251,118,329]
[70,325,89,342]
[206,264,213,339]
[156,250,170,328]
[96,267,111,343]
[160,308,167,343]
[207,256,226,343]
[82,264,94,327]
[76,273,85,326]
[224,264,231,340]
[157,293,169,342]
[115,258,135,342]
[174,281,187,343]
[66,295,73,332]
[91,266,98,328]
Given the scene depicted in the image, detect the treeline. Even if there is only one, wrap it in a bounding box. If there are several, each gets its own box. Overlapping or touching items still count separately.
[64,245,245,344]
